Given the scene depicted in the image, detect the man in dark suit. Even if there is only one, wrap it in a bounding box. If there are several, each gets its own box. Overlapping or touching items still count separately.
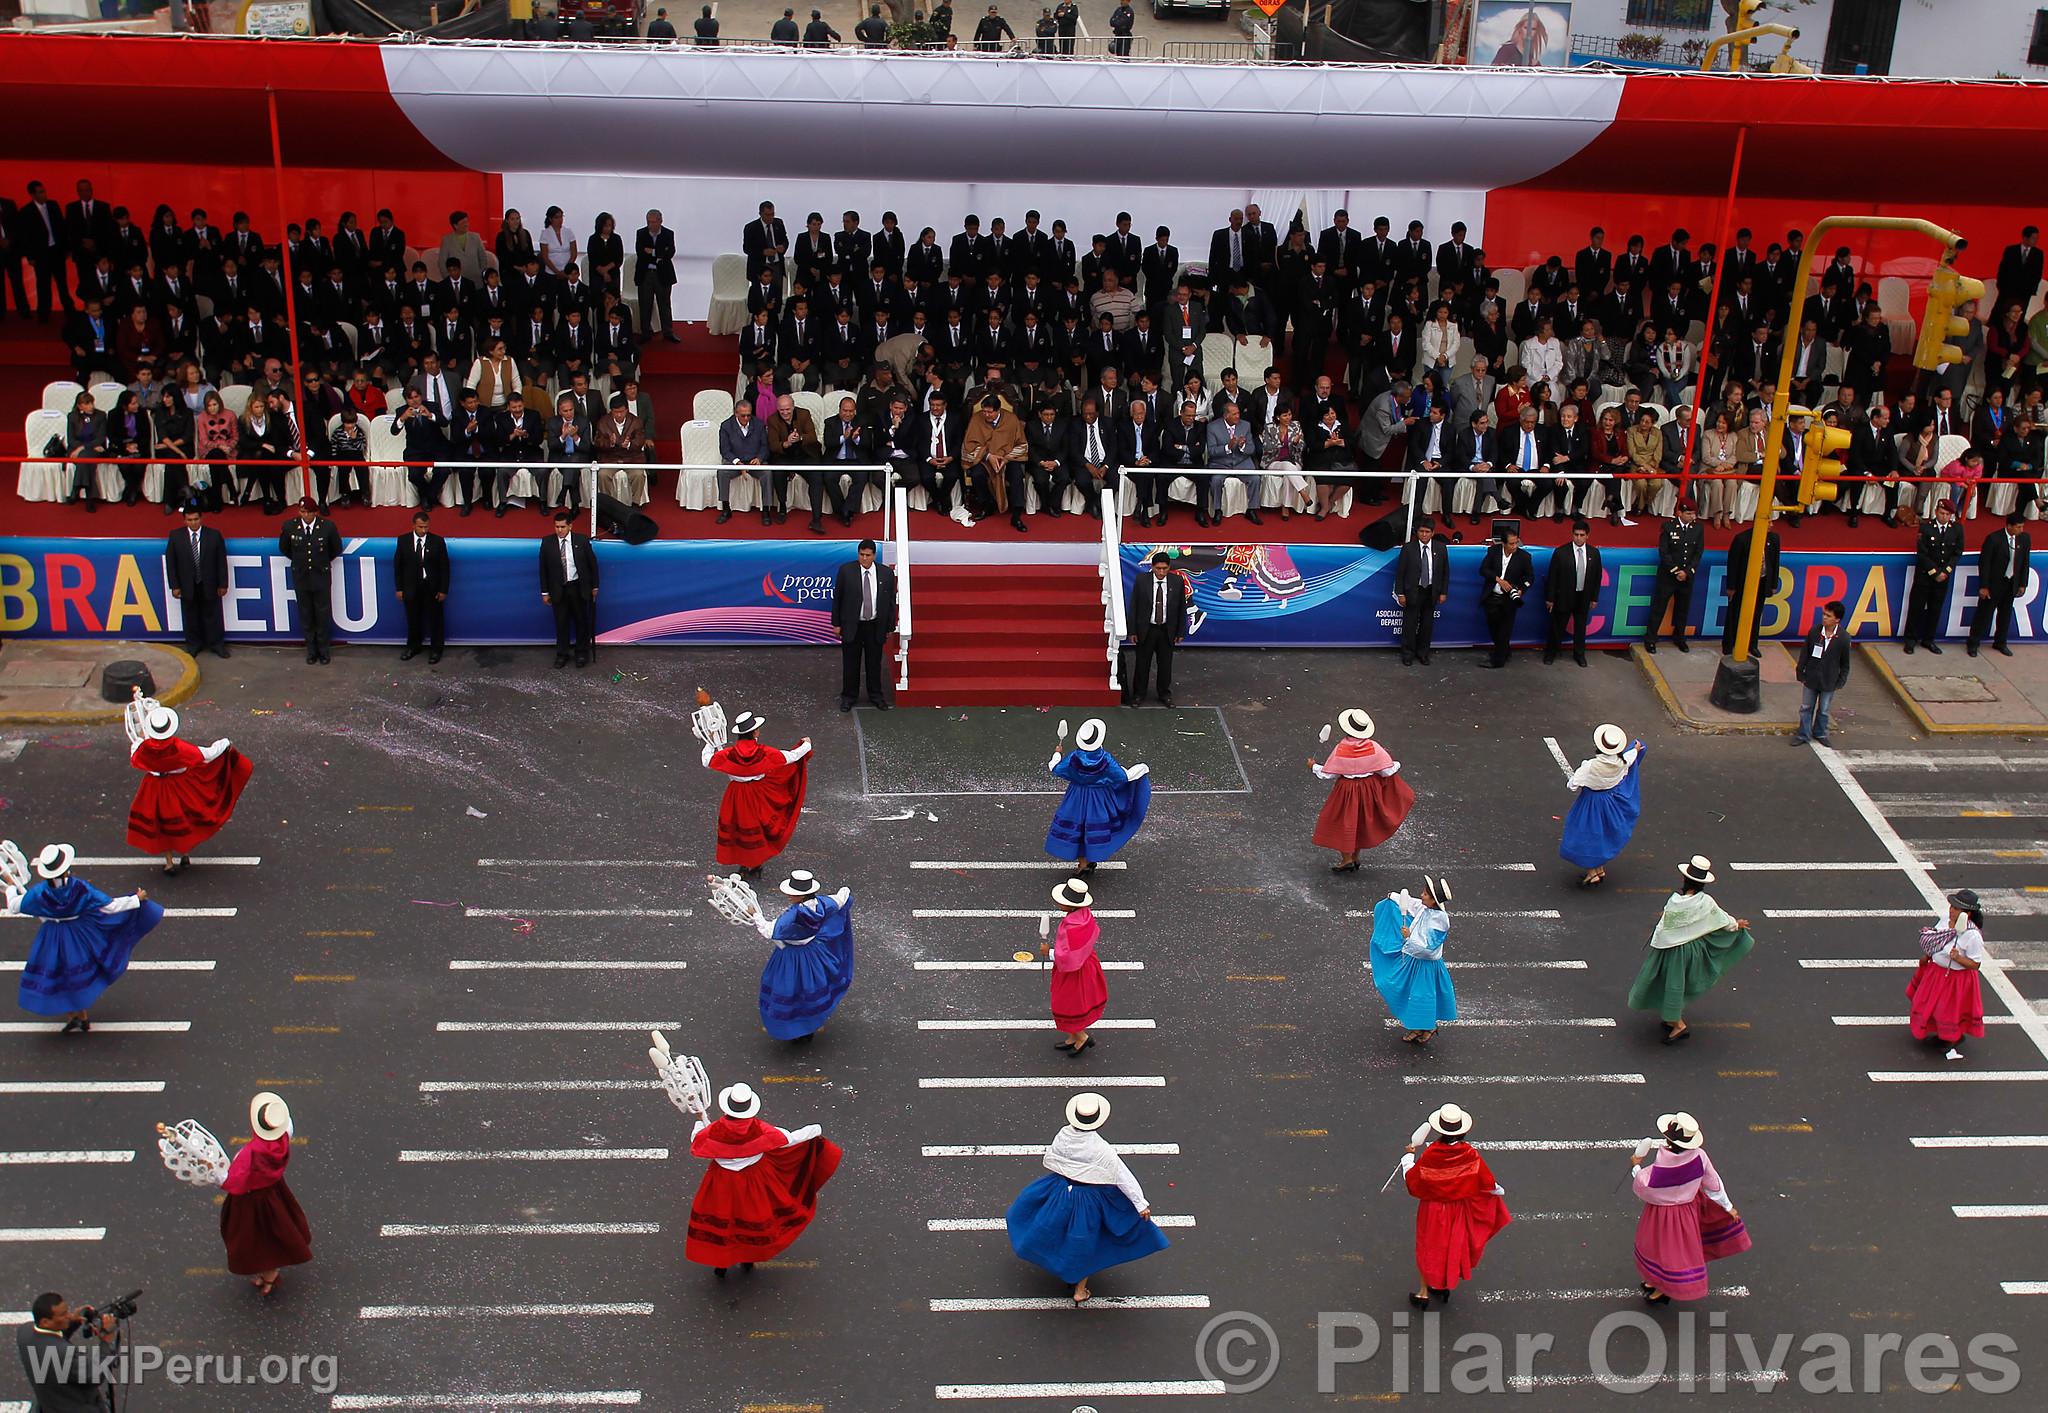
[1648,229,1691,297]
[832,538,896,711]
[1543,518,1601,666]
[743,201,789,279]
[1209,209,1252,289]
[165,504,230,658]
[1317,211,1365,294]
[1125,551,1187,706]
[1394,515,1449,667]
[539,509,599,668]
[1720,521,1781,655]
[634,209,680,342]
[1478,528,1534,669]
[279,497,342,665]
[1643,498,1705,653]
[394,510,451,663]
[1574,228,1613,297]
[1997,226,2042,312]
[1969,513,2033,658]
[909,390,965,516]
[1904,496,1963,654]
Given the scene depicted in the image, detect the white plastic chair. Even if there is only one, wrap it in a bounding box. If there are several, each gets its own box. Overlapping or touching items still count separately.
[1493,268,1526,307]
[42,380,84,413]
[679,420,721,509]
[707,253,750,336]
[18,411,68,500]
[218,384,253,417]
[367,414,409,505]
[89,381,128,412]
[693,389,735,424]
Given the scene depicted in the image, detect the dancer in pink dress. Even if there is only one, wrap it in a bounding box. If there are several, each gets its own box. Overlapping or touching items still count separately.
[1628,1111,1751,1304]
[1041,878,1109,1057]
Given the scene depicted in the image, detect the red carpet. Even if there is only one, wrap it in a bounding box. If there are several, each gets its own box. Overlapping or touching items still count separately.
[897,565,1121,708]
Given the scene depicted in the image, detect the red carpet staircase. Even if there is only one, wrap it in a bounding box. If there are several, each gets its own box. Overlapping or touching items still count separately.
[897,564,1122,707]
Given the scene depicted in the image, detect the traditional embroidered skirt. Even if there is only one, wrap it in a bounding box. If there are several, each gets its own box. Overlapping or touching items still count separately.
[1049,956,1109,1032]
[1560,761,1643,869]
[684,1137,843,1268]
[1634,1194,1749,1301]
[127,748,254,854]
[716,761,809,869]
[759,943,852,1041]
[1413,1191,1512,1291]
[1367,897,1457,1031]
[1044,775,1152,862]
[1006,1175,1169,1285]
[1626,927,1756,1023]
[1906,959,1985,1043]
[16,900,165,1015]
[1313,774,1415,852]
[220,1180,313,1275]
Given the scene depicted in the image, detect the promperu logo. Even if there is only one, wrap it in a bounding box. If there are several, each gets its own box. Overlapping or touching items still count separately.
[763,572,834,606]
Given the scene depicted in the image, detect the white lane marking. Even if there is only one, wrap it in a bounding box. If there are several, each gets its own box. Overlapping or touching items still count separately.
[1866,794,2048,816]
[1384,1017,1616,1028]
[1446,960,1588,969]
[923,1143,1177,1157]
[1954,1205,2048,1218]
[0,1151,134,1164]
[871,788,1249,797]
[0,960,214,972]
[2002,1282,2048,1294]
[3,908,233,919]
[1869,1071,2048,1082]
[478,859,695,867]
[1766,908,1931,919]
[919,1076,1165,1089]
[1481,1286,1749,1302]
[1511,1373,1782,1390]
[1892,840,2048,864]
[936,1383,1225,1399]
[911,860,1128,870]
[358,1304,653,1319]
[1542,736,1573,781]
[1912,1136,2048,1148]
[1730,861,1904,871]
[436,1022,678,1032]
[1837,750,2048,770]
[915,908,1137,919]
[448,961,689,971]
[397,1149,669,1163]
[0,1081,164,1095]
[0,1021,189,1033]
[919,1019,1156,1031]
[1802,958,2013,969]
[419,1081,662,1093]
[69,856,261,866]
[0,1228,106,1242]
[1463,1139,1638,1152]
[928,1216,1197,1231]
[1510,1211,1602,1221]
[1834,1015,2021,1026]
[917,960,1146,971]
[379,1224,658,1237]
[463,908,693,918]
[931,1295,1209,1312]
[331,1395,642,1409]
[1347,908,1562,920]
[1402,1074,1644,1084]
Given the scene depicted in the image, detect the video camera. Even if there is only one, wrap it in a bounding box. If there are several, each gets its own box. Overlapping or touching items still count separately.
[75,1290,142,1326]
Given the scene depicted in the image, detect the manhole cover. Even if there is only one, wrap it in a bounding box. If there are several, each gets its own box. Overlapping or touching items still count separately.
[0,661,94,688]
[1897,674,1997,704]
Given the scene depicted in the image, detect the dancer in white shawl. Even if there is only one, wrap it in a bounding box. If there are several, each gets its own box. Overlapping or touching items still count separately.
[1005,1092,1169,1303]
[1560,723,1644,887]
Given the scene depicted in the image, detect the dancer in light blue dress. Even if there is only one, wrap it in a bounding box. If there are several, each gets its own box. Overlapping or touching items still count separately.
[1368,877,1458,1045]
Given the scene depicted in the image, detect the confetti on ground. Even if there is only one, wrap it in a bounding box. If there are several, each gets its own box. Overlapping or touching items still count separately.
[465,806,488,818]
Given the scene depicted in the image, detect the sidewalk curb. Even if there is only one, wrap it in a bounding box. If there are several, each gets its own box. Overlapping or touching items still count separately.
[0,644,201,727]
[1857,642,2048,737]
[1631,642,1799,734]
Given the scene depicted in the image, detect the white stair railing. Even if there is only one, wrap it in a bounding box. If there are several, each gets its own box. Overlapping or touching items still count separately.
[1097,484,1125,695]
[892,485,913,693]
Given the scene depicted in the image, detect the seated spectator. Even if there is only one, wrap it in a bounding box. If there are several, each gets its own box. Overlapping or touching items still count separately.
[1260,404,1309,518]
[547,392,592,515]
[240,393,289,514]
[1303,399,1351,521]
[716,399,770,525]
[151,382,197,514]
[105,389,149,507]
[193,389,238,513]
[961,394,1030,531]
[594,393,651,506]
[325,405,369,509]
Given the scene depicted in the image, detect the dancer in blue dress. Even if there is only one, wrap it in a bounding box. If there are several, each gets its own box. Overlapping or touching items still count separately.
[3,842,164,1034]
[1560,723,1645,888]
[1368,877,1458,1045]
[1006,1092,1170,1303]
[1044,718,1151,873]
[752,870,854,1044]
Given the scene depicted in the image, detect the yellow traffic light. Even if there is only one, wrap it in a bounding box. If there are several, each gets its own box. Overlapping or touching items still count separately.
[1799,422,1852,505]
[1913,264,1987,372]
[1727,0,1763,28]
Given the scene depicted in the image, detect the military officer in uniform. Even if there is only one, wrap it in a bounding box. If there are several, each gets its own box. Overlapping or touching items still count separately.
[279,496,343,664]
[1642,496,1704,653]
[1903,496,1963,655]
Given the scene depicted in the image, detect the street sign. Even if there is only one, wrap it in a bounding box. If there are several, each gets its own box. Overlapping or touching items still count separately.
[1252,0,1287,16]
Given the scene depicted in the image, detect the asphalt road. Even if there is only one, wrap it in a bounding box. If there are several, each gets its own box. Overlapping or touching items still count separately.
[3,641,2044,1410]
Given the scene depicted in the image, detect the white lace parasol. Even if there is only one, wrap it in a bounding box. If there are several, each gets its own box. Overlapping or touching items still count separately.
[0,840,28,893]
[156,1119,230,1188]
[690,690,729,750]
[123,689,161,753]
[706,872,764,929]
[647,1030,711,1121]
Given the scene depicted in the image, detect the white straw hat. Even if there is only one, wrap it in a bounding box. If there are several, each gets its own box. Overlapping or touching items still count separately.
[1657,1111,1704,1150]
[1423,876,1452,906]
[1074,718,1107,751]
[1338,708,1375,741]
[1065,1092,1111,1131]
[1427,1102,1472,1138]
[779,871,820,899]
[248,1091,291,1141]
[144,707,180,741]
[1051,878,1092,910]
[730,711,766,737]
[718,1083,761,1119]
[32,844,75,880]
[1593,723,1628,756]
[1679,855,1715,885]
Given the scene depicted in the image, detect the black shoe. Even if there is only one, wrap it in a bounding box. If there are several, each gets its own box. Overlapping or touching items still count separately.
[85,499,97,514]
[1643,642,1657,654]
[776,509,788,524]
[306,652,318,664]
[1574,653,1588,667]
[400,648,417,661]
[495,505,507,518]
[459,503,472,517]
[1673,638,1690,653]
[212,645,231,659]
[1400,653,1414,666]
[761,510,773,526]
[1418,651,1431,664]
[1245,508,1263,525]
[1967,642,1980,657]
[428,651,442,664]
[1194,509,1209,527]
[715,509,732,524]
[574,652,589,668]
[1845,513,1859,528]
[1012,515,1029,533]
[870,698,892,711]
[1995,644,2014,657]
[1542,652,1556,664]
[839,698,853,713]
[1902,641,1916,654]
[554,653,570,668]
[664,332,682,344]
[809,517,825,535]
[1159,693,1173,707]
[318,653,330,664]
[1480,659,1502,669]
[1925,642,1943,655]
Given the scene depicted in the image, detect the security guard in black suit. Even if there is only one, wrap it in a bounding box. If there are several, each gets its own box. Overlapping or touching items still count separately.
[1903,496,1964,653]
[1642,496,1705,653]
[278,496,343,664]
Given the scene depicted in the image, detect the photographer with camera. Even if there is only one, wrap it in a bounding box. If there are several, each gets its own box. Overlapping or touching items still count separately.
[16,1291,120,1411]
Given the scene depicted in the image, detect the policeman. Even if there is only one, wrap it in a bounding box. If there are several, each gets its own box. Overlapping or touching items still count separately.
[1642,496,1705,653]
[1903,495,1964,655]
[278,496,343,664]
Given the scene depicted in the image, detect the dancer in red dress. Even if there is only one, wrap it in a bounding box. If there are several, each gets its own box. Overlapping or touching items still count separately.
[702,710,810,877]
[1400,1102,1511,1309]
[685,1083,842,1277]
[1906,889,1990,1061]
[1041,878,1109,1056]
[124,691,253,875]
[1311,708,1415,873]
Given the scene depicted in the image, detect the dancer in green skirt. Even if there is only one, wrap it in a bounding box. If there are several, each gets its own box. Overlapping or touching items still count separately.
[1627,855,1755,1045]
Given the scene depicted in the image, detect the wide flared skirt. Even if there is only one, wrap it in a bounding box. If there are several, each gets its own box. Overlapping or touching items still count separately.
[1006,1174,1169,1285]
[1044,776,1153,863]
[1906,960,1985,1042]
[1634,1195,1748,1301]
[1560,771,1642,869]
[1050,957,1109,1031]
[759,943,852,1040]
[1314,775,1415,852]
[685,1137,843,1268]
[127,748,255,854]
[1414,1193,1512,1291]
[220,1180,312,1275]
[16,902,165,1015]
[716,761,809,868]
[1367,897,1458,1031]
[1626,928,1756,1023]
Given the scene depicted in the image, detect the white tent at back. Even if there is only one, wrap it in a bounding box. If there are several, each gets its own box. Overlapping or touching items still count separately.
[502,175,1487,316]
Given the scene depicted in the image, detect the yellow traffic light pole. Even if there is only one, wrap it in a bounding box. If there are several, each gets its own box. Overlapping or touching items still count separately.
[1727,216,1967,668]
